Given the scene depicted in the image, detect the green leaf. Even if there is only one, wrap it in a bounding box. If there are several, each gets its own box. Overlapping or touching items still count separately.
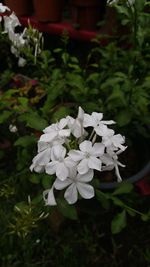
[111,210,127,234]
[115,110,132,126]
[113,182,134,195]
[96,190,110,209]
[19,112,48,131]
[29,174,41,184]
[0,111,12,123]
[111,196,124,207]
[42,174,54,189]
[14,135,36,147]
[57,198,78,220]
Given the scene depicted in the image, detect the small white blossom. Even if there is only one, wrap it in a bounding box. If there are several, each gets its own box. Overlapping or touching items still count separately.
[102,133,126,151]
[9,124,18,133]
[40,118,70,144]
[43,187,57,206]
[45,145,76,181]
[18,57,26,67]
[83,111,115,137]
[54,168,94,204]
[69,140,105,174]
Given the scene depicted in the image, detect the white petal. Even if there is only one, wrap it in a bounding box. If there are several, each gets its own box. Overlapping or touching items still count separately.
[59,129,71,137]
[92,143,105,156]
[65,156,77,168]
[59,118,68,129]
[77,106,84,121]
[64,184,78,204]
[101,120,116,125]
[38,141,49,153]
[77,182,95,199]
[43,187,57,206]
[51,144,66,161]
[56,162,69,181]
[77,158,89,174]
[45,162,57,175]
[77,169,94,182]
[54,178,71,190]
[68,150,84,161]
[88,156,102,171]
[33,148,51,165]
[40,132,56,143]
[92,112,103,122]
[79,140,92,153]
[83,114,95,127]
[30,163,44,173]
[95,124,110,137]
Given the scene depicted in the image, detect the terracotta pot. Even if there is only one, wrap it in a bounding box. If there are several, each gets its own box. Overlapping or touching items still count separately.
[69,0,107,30]
[33,0,65,22]
[4,0,33,16]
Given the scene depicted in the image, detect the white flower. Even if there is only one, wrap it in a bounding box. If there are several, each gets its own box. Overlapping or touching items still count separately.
[69,140,105,174]
[83,111,115,136]
[40,118,70,143]
[9,124,18,133]
[30,147,51,172]
[43,187,57,206]
[67,106,86,138]
[0,3,10,13]
[102,133,126,151]
[101,150,125,182]
[18,57,26,67]
[54,168,94,204]
[3,12,21,33]
[45,145,76,181]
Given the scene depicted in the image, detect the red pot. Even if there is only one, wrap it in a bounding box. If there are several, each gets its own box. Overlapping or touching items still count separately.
[4,0,33,16]
[69,0,107,31]
[33,0,65,22]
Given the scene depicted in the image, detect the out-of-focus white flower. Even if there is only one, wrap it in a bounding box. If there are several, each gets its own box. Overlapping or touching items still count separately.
[18,57,26,67]
[9,124,18,133]
[3,12,21,33]
[0,3,10,13]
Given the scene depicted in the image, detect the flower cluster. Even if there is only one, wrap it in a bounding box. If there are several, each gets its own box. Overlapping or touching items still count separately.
[30,108,127,206]
[0,3,43,67]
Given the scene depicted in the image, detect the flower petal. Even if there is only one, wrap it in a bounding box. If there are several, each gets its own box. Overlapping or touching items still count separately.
[40,132,56,143]
[88,156,102,171]
[79,140,92,153]
[68,150,84,161]
[56,162,69,181]
[77,182,95,199]
[83,114,96,127]
[92,143,105,157]
[32,148,51,165]
[64,183,78,204]
[45,162,57,175]
[54,178,71,190]
[51,145,66,161]
[92,112,103,122]
[77,169,94,182]
[43,187,57,206]
[77,158,89,174]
